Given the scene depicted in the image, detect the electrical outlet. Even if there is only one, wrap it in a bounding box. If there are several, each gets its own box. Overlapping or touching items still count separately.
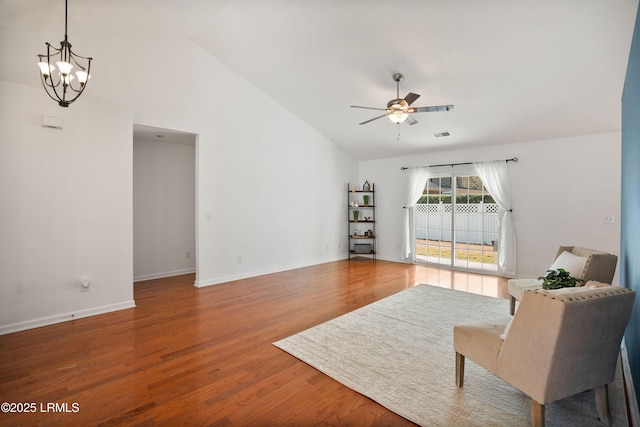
[80,279,91,292]
[603,215,615,224]
[186,251,191,259]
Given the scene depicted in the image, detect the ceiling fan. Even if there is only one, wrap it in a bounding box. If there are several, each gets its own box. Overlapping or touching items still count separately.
[351,73,454,126]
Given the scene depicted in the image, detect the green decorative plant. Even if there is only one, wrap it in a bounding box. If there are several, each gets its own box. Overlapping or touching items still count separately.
[363,195,370,206]
[538,268,584,290]
[353,210,359,222]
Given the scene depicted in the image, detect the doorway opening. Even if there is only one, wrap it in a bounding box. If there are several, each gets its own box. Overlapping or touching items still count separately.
[133,124,197,283]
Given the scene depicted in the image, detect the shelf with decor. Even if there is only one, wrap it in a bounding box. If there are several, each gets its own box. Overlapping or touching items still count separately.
[348,181,376,260]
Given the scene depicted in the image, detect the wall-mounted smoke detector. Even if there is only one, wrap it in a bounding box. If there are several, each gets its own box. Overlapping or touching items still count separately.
[433,131,451,138]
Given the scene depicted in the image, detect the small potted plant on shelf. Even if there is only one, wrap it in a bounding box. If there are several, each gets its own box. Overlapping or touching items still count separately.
[363,195,369,206]
[538,268,584,290]
[353,210,359,222]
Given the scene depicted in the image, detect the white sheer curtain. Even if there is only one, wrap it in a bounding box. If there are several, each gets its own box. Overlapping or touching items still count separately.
[402,168,430,260]
[474,160,516,276]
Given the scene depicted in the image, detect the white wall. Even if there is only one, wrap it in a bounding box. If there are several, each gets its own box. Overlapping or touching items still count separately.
[358,132,621,282]
[106,38,357,287]
[0,26,357,331]
[133,137,196,281]
[193,106,355,286]
[0,81,135,334]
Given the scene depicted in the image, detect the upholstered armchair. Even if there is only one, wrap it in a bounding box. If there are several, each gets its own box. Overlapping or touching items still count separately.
[508,246,618,314]
[454,285,635,427]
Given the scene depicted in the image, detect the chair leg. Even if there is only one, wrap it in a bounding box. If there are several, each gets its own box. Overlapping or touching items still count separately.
[456,352,465,387]
[510,296,516,315]
[531,400,545,427]
[595,384,612,426]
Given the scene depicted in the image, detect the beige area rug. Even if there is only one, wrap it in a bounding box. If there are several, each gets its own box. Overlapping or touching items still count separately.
[273,284,628,427]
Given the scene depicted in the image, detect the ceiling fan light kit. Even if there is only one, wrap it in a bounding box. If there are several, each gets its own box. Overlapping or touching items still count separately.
[388,107,409,124]
[351,73,453,127]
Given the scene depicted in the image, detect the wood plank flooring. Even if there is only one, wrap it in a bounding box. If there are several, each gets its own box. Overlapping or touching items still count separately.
[0,259,508,426]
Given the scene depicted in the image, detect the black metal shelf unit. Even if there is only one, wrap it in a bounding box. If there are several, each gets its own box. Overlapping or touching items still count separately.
[348,182,376,260]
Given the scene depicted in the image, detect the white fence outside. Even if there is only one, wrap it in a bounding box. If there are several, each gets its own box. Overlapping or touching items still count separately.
[415,203,499,246]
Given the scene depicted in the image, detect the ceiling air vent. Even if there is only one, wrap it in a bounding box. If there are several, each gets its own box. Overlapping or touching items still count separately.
[433,131,451,138]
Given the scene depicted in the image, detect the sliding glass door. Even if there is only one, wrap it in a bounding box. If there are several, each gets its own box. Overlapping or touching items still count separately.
[415,175,499,272]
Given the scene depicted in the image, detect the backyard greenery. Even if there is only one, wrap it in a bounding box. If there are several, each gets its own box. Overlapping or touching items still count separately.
[415,243,497,264]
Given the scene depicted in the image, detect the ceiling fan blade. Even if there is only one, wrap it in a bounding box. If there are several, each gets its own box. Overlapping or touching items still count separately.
[351,105,389,111]
[403,92,420,106]
[358,112,391,125]
[407,116,418,125]
[409,104,454,113]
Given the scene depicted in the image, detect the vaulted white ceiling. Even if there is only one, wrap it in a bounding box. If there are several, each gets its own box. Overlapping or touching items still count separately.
[1,0,637,159]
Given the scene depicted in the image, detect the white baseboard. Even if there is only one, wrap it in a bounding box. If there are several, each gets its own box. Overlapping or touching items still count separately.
[375,254,410,263]
[0,300,136,336]
[134,268,196,283]
[194,256,344,288]
[622,341,640,426]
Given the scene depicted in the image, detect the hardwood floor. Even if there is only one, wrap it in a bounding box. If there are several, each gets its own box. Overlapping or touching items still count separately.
[0,259,508,426]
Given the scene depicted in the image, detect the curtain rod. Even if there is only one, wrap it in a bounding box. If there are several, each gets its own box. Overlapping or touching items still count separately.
[400,157,518,171]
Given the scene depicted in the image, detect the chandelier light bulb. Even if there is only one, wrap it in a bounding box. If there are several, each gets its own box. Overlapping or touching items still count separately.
[55,61,73,76]
[62,73,75,86]
[76,70,89,85]
[37,61,55,77]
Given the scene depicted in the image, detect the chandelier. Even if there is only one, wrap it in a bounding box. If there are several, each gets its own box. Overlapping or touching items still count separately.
[37,0,92,107]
